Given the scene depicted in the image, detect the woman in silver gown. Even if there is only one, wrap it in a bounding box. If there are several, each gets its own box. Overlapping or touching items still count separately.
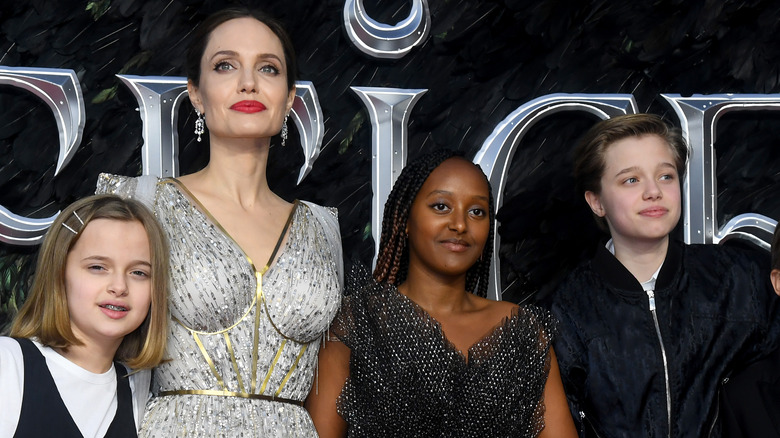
[97,8,342,437]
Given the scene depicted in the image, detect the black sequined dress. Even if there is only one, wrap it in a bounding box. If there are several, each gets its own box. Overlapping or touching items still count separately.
[333,279,557,437]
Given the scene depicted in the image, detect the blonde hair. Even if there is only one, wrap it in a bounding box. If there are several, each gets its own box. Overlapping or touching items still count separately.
[10,194,169,369]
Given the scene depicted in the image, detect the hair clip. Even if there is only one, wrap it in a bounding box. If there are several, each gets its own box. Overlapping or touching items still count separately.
[62,222,78,235]
[62,210,86,235]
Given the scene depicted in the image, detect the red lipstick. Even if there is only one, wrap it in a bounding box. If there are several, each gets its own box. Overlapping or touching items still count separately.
[230,100,267,113]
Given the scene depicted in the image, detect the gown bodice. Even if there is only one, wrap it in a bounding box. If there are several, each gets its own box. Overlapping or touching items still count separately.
[97,174,343,437]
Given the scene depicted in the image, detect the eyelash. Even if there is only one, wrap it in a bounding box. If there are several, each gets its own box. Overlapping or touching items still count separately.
[431,203,449,212]
[623,173,676,184]
[429,203,487,218]
[86,265,149,277]
[213,61,234,72]
[260,64,279,74]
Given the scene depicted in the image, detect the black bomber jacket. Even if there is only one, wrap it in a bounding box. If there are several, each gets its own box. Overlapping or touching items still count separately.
[550,240,780,438]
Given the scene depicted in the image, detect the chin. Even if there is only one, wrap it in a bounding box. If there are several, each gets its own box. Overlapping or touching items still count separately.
[635,232,673,243]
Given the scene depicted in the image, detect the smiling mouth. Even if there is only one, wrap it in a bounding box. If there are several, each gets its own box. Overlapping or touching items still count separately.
[641,207,668,217]
[441,239,471,251]
[100,304,128,312]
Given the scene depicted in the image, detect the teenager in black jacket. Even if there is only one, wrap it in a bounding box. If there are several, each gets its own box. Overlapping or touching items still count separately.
[550,113,780,438]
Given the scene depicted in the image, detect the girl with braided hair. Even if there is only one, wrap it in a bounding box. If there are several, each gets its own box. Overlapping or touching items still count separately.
[306,149,576,437]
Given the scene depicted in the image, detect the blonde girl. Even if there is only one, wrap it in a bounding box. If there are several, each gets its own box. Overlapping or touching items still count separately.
[0,194,168,437]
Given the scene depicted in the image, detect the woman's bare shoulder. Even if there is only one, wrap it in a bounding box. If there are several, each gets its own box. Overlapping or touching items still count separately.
[468,294,519,321]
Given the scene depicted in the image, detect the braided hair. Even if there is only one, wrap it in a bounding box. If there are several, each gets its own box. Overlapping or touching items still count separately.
[373,149,496,297]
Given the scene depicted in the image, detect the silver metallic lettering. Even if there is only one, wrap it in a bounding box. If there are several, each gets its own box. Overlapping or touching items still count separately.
[351,86,427,263]
[117,75,188,177]
[0,67,85,245]
[663,94,780,249]
[473,94,638,300]
[343,0,430,59]
[2,67,778,305]
[290,82,325,184]
[117,76,324,182]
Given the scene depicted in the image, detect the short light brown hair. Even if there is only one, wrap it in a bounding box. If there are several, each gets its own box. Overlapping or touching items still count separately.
[573,113,689,231]
[10,194,169,369]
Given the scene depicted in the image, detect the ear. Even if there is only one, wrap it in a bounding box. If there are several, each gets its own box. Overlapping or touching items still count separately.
[285,85,296,114]
[187,80,203,113]
[771,269,780,297]
[584,191,606,217]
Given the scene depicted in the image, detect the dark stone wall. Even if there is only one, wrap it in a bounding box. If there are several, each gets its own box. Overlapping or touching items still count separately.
[2,0,780,327]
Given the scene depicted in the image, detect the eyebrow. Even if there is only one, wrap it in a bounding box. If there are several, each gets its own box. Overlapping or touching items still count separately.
[613,162,676,178]
[83,255,152,267]
[209,50,284,64]
[427,189,489,201]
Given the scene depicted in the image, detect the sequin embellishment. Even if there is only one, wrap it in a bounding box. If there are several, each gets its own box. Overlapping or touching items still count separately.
[333,273,555,437]
[96,174,343,437]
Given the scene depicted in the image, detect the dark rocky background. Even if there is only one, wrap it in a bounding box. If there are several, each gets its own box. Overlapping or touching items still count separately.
[2,0,780,328]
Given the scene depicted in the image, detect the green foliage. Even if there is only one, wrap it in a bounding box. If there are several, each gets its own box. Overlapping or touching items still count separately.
[119,51,153,74]
[92,51,153,104]
[339,111,365,155]
[86,0,111,21]
[92,84,117,104]
[363,222,372,241]
[0,252,36,334]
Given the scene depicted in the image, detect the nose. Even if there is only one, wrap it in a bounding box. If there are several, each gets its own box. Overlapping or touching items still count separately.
[643,179,662,200]
[238,68,257,93]
[108,273,129,297]
[448,210,467,233]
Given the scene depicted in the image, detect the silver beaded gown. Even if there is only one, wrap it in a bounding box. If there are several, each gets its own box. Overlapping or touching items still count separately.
[333,275,555,438]
[97,174,343,437]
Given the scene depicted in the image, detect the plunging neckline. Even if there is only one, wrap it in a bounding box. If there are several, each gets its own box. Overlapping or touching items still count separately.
[393,286,519,365]
[165,178,298,275]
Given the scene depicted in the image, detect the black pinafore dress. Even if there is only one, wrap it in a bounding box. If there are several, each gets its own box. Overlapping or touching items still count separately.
[12,338,137,438]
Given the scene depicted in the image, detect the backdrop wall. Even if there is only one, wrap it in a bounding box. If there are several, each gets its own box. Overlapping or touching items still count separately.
[2,0,780,327]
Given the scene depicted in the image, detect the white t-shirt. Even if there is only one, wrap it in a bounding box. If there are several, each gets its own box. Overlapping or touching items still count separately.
[605,239,662,291]
[0,337,150,437]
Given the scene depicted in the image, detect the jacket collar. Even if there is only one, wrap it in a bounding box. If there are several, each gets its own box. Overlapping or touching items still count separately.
[592,239,682,294]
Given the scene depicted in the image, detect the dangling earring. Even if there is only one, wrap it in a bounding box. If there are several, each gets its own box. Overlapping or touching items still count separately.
[195,109,205,142]
[281,115,288,147]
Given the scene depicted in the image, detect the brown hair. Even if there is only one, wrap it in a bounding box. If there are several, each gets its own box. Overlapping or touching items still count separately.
[573,113,689,231]
[185,7,297,90]
[10,194,169,370]
[373,150,495,297]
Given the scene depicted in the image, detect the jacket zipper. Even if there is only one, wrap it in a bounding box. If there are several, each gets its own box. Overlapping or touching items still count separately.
[580,411,604,438]
[647,289,672,438]
[708,378,725,437]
